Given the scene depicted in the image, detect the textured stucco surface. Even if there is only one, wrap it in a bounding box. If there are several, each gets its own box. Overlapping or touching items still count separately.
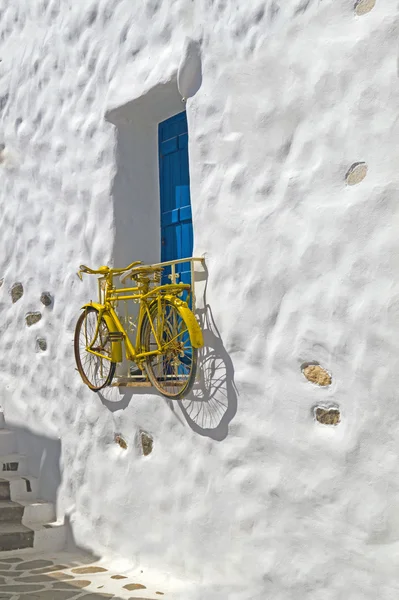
[1,0,399,597]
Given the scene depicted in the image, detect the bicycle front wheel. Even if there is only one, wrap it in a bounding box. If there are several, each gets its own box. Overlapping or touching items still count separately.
[140,300,198,399]
[74,307,116,391]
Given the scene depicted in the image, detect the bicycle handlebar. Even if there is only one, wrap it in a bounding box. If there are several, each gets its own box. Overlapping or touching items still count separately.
[77,261,142,280]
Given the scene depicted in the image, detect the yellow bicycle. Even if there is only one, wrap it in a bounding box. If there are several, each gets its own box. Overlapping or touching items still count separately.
[74,261,203,399]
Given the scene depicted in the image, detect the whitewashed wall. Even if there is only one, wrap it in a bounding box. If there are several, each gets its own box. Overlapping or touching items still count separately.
[1,0,399,597]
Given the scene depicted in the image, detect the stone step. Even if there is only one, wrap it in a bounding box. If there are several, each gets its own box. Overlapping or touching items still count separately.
[0,480,10,500]
[0,500,24,522]
[0,474,39,501]
[0,430,17,455]
[0,453,28,475]
[0,522,34,551]
[20,499,56,525]
[29,520,66,552]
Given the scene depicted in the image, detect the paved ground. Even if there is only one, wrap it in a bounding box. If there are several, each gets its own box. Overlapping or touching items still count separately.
[0,550,175,599]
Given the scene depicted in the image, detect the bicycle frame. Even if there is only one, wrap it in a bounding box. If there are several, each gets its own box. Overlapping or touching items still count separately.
[82,272,200,366]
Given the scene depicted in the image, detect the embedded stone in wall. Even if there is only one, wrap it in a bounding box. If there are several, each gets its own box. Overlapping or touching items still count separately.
[141,432,153,456]
[40,292,52,306]
[302,364,331,386]
[115,434,127,449]
[0,278,3,288]
[354,0,376,16]
[26,312,42,327]
[11,282,23,303]
[0,143,5,164]
[36,338,47,352]
[314,407,341,426]
[345,162,368,185]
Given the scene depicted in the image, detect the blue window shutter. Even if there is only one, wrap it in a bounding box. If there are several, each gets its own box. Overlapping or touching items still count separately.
[158,112,193,285]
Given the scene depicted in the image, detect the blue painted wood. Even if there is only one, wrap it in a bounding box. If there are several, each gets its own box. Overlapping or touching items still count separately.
[160,137,178,156]
[179,205,192,221]
[178,133,188,149]
[158,112,193,286]
[162,208,180,227]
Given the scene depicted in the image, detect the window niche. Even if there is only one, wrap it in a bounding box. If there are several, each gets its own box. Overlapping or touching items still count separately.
[105,79,185,377]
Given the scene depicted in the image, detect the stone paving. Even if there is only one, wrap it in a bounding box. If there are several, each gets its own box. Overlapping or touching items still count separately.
[0,551,171,599]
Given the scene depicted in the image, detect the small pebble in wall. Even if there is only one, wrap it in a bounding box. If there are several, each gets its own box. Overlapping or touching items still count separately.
[354,0,376,16]
[40,292,52,307]
[0,278,3,288]
[345,162,368,185]
[26,312,42,327]
[141,431,153,456]
[302,363,332,386]
[11,282,23,303]
[36,338,47,352]
[115,434,127,449]
[314,407,341,426]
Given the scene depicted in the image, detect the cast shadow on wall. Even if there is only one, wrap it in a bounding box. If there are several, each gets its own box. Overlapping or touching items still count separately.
[98,266,238,441]
[179,315,237,441]
[178,297,238,440]
[4,425,98,557]
[98,386,135,413]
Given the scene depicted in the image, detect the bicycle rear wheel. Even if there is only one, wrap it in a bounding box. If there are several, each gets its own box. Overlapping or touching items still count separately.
[74,307,116,391]
[140,300,197,399]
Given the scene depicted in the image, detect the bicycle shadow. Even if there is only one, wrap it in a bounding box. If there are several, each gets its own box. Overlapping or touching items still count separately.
[178,268,238,441]
[96,265,238,439]
[97,386,135,412]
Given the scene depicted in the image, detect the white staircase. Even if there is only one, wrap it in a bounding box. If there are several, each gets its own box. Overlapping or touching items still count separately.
[0,416,66,552]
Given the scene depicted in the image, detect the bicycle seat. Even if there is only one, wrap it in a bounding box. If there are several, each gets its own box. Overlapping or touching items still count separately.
[120,265,163,284]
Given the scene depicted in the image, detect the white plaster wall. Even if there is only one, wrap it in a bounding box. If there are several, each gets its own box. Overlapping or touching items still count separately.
[1,0,399,597]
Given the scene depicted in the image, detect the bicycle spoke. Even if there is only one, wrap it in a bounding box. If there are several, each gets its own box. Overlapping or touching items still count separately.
[142,300,197,398]
[162,328,189,348]
[75,309,115,390]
